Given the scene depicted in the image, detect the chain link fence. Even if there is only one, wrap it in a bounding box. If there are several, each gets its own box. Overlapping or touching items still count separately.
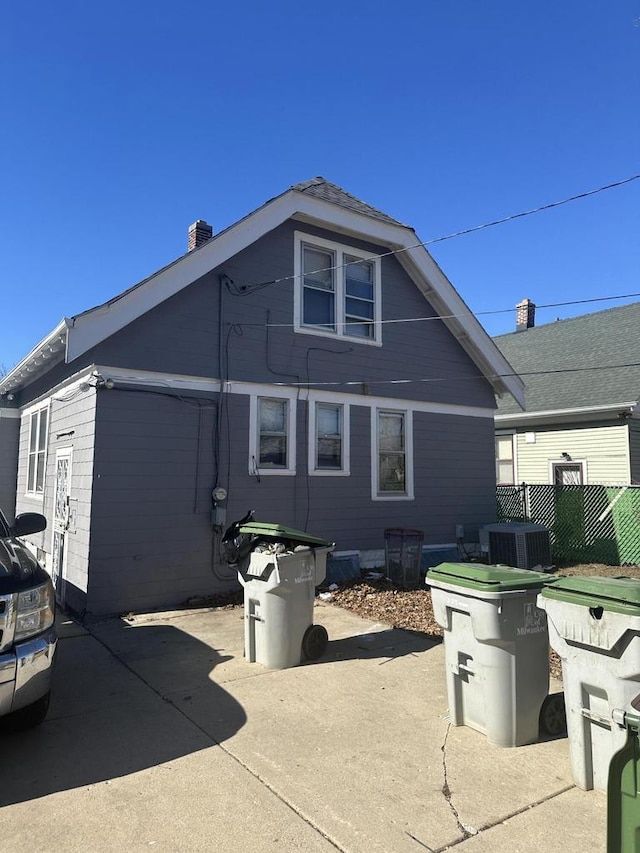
[497,484,640,565]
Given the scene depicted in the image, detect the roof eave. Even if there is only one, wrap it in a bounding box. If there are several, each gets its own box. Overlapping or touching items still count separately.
[0,319,70,394]
[495,400,638,428]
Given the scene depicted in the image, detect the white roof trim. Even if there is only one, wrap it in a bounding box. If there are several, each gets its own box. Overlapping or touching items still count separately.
[495,400,638,427]
[0,319,69,394]
[1,187,525,407]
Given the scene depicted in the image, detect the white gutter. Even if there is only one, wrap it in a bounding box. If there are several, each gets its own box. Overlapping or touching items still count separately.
[495,400,638,427]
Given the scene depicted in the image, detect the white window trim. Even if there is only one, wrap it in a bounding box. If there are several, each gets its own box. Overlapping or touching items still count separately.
[496,430,518,486]
[24,400,51,499]
[549,459,588,485]
[308,400,350,476]
[371,408,414,501]
[293,230,382,346]
[249,393,297,476]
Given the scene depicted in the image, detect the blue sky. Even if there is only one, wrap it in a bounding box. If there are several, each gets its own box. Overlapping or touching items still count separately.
[1,1,638,372]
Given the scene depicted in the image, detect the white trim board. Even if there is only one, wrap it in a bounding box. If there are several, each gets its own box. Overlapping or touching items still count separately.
[93,366,497,420]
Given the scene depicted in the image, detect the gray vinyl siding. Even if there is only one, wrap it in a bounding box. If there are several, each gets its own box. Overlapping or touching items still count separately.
[84,386,496,615]
[15,387,96,613]
[0,413,19,518]
[88,388,229,616]
[85,220,496,410]
[217,396,496,553]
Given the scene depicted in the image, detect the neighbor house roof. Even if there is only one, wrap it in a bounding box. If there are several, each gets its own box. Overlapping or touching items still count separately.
[494,301,640,425]
[0,177,524,407]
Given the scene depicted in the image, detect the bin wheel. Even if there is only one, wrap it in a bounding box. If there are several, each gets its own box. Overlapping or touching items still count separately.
[302,624,329,661]
[540,692,567,736]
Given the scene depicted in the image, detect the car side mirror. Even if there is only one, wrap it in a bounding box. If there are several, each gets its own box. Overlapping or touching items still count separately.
[12,512,47,537]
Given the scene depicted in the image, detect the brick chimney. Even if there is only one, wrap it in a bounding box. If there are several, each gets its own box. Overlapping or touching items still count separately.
[516,298,536,332]
[188,220,213,251]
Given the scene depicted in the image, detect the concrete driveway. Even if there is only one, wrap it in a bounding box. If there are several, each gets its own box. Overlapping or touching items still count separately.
[0,603,606,852]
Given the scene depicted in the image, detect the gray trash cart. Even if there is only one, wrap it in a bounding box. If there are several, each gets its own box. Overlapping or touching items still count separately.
[427,562,563,747]
[223,516,333,669]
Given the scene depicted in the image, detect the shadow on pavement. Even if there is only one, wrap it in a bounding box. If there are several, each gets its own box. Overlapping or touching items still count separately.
[0,619,246,807]
[322,628,442,663]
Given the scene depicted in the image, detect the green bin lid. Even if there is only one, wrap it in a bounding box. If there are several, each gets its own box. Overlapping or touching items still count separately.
[237,522,332,548]
[426,562,552,592]
[540,575,640,615]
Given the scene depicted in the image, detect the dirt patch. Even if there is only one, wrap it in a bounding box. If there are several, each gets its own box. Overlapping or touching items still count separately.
[324,563,640,681]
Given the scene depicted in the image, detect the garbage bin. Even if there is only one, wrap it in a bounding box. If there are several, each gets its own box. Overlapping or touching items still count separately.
[385,528,424,587]
[538,576,640,791]
[607,699,640,853]
[224,517,334,670]
[427,562,560,747]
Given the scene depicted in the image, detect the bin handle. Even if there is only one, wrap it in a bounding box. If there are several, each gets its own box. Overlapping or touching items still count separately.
[452,661,475,677]
[580,707,611,729]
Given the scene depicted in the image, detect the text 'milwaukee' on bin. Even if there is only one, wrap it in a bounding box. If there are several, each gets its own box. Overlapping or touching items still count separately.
[225,519,334,670]
[538,576,640,792]
[427,562,564,748]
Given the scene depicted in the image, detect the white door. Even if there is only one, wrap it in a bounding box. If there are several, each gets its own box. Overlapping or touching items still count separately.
[51,448,73,604]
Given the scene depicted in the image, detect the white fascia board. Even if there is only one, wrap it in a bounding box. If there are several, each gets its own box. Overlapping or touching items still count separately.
[0,319,70,393]
[495,400,638,428]
[0,408,20,419]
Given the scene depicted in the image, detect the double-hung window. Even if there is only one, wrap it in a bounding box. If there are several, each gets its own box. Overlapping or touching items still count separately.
[495,434,516,485]
[372,409,414,500]
[309,401,349,475]
[27,406,49,495]
[249,395,296,476]
[295,231,381,344]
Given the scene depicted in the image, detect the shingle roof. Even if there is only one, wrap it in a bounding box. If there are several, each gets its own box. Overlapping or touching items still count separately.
[494,301,640,415]
[291,177,408,227]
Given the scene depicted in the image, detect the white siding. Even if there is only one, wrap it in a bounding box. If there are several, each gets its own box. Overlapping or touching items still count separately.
[515,424,630,484]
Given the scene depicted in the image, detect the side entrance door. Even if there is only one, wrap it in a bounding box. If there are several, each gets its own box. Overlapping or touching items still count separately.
[51,447,73,604]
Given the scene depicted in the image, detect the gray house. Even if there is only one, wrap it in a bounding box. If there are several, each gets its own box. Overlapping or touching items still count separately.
[495,299,640,486]
[0,178,523,617]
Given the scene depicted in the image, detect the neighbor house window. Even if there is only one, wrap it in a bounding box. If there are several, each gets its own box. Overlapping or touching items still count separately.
[372,409,414,500]
[496,434,515,485]
[309,401,349,475]
[249,395,296,476]
[27,406,49,494]
[552,462,585,485]
[295,232,381,344]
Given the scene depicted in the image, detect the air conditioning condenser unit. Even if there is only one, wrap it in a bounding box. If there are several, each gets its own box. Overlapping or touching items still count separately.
[480,522,552,570]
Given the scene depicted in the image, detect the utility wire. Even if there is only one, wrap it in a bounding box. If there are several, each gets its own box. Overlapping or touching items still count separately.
[234,173,640,295]
[238,290,640,330]
[265,359,640,391]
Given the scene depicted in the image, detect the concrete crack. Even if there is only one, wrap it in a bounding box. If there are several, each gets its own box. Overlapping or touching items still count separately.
[404,830,435,851]
[441,723,477,842]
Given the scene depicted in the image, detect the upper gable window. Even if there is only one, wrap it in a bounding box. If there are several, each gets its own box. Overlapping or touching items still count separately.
[294,231,382,345]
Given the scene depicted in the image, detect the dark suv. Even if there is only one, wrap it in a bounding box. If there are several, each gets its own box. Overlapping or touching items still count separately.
[0,509,57,729]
